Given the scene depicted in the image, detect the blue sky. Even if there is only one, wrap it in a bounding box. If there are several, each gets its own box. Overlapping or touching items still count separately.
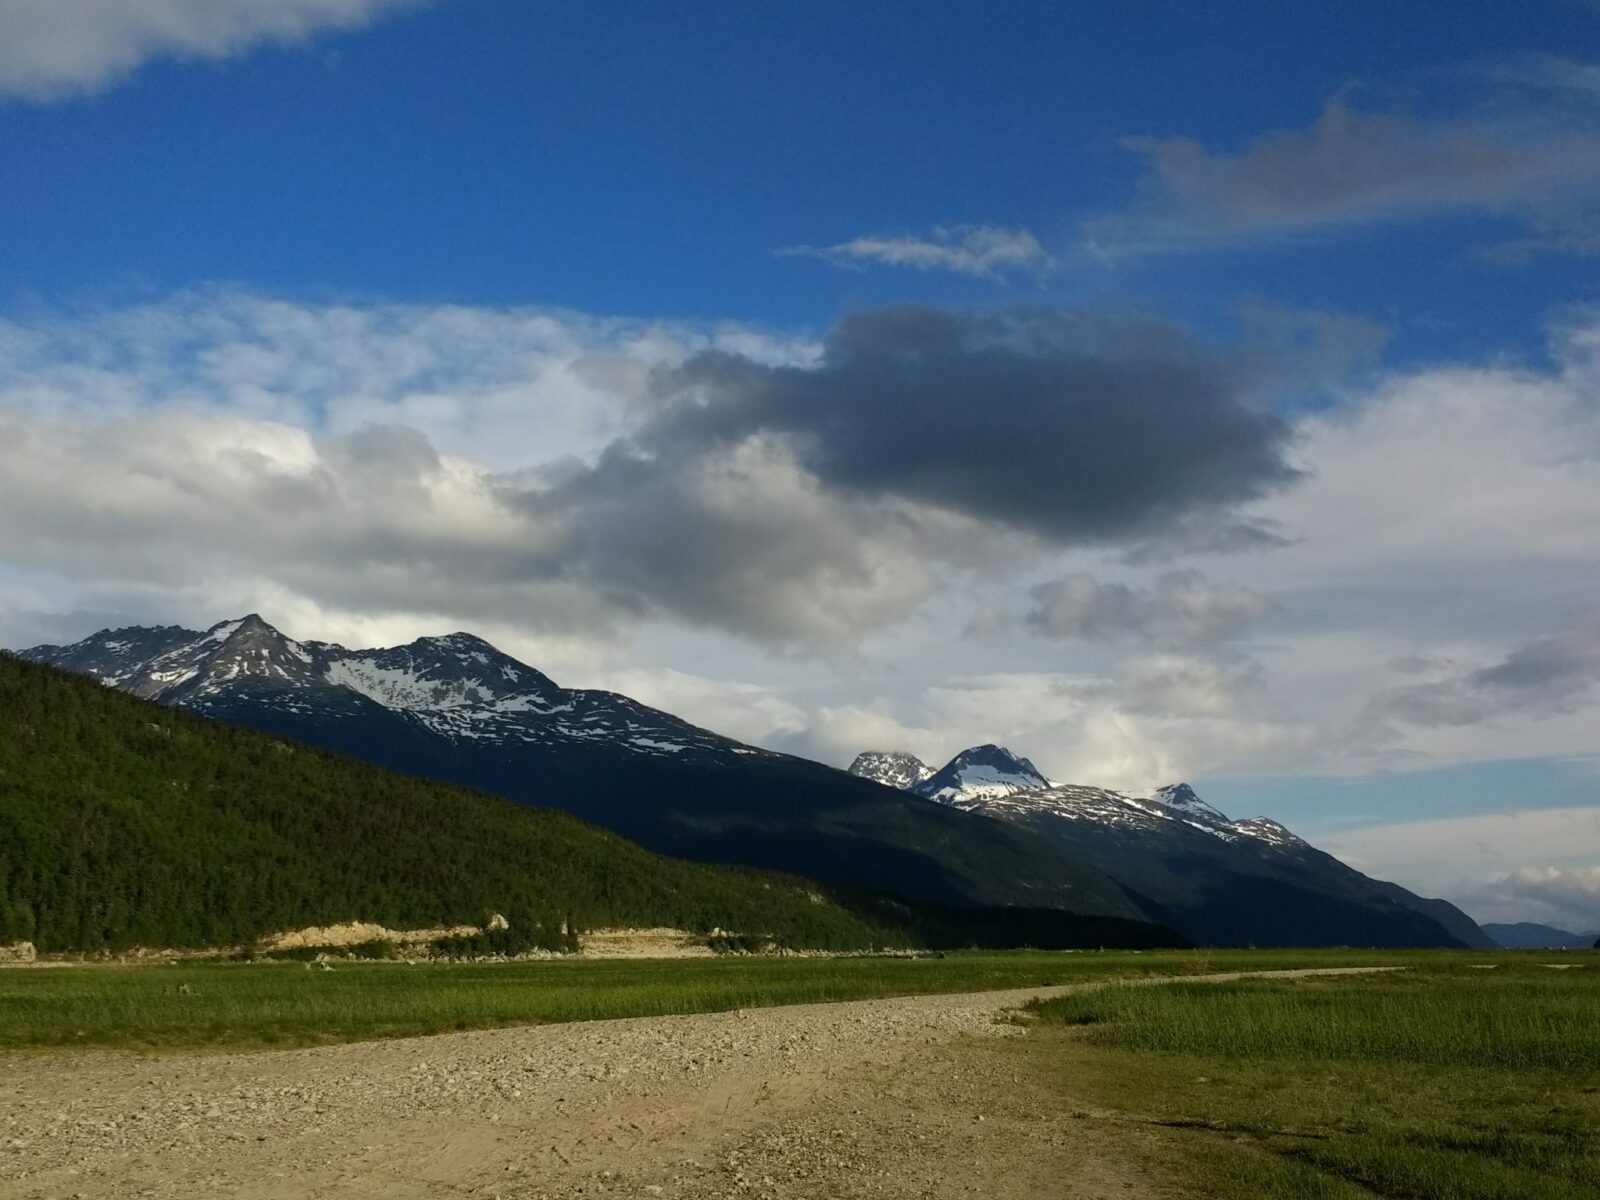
[5,2,1596,347]
[2,0,1598,928]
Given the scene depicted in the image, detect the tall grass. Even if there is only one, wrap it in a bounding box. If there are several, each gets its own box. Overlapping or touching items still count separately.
[1029,961,1600,1200]
[1039,967,1600,1070]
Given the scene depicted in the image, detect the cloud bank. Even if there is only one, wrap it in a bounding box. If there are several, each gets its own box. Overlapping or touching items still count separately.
[629,306,1297,547]
[0,290,1597,808]
[0,295,1302,648]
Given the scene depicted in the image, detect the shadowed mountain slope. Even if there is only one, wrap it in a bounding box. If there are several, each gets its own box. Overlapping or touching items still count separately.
[0,654,1183,953]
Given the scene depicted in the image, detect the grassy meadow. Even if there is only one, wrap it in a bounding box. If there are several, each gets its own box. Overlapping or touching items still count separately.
[1025,957,1600,1200]
[0,946,1437,1053]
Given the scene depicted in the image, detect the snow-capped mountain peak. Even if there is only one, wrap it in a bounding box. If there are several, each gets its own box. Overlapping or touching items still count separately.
[913,744,1051,804]
[104,613,325,703]
[1228,816,1305,848]
[847,751,934,790]
[22,616,761,764]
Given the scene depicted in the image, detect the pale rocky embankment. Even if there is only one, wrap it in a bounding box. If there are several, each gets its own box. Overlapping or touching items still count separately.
[1,922,731,965]
[0,968,1386,1199]
[264,915,509,952]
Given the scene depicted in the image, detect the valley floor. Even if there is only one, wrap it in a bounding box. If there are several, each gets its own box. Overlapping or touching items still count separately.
[0,969,1387,1200]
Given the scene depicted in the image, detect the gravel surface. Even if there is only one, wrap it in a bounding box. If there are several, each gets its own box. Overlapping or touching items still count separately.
[0,967,1386,1199]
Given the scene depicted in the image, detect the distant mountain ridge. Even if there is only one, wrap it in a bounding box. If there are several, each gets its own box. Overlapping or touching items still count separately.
[1482,922,1598,950]
[21,618,1157,930]
[852,743,1491,949]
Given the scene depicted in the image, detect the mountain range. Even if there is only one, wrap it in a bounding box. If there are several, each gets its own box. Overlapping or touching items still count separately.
[18,616,1148,930]
[21,615,1489,948]
[849,745,1492,949]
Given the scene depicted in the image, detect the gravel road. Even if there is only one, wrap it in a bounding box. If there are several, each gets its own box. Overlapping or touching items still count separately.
[0,967,1387,1199]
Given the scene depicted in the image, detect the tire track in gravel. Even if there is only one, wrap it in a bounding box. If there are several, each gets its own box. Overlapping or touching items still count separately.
[0,967,1391,1199]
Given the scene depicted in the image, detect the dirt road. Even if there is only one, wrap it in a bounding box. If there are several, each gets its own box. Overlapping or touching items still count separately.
[0,968,1387,1199]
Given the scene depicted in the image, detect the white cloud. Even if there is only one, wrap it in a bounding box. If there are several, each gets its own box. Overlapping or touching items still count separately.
[782,225,1053,278]
[0,0,427,101]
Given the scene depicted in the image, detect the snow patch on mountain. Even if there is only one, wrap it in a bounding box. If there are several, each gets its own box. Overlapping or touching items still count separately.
[863,741,1307,851]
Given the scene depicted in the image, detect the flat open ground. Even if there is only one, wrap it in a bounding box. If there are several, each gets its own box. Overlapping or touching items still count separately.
[0,967,1388,1200]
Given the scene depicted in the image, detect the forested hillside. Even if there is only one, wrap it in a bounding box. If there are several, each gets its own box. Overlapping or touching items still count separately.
[0,655,1181,954]
[0,654,892,953]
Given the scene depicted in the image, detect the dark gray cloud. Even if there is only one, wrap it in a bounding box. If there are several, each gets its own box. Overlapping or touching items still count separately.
[622,306,1298,546]
[491,306,1305,643]
[1472,623,1600,708]
[1099,101,1600,252]
[509,438,945,644]
[1025,570,1277,644]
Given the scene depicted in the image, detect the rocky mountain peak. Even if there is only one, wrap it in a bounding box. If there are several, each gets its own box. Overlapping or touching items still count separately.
[847,751,934,791]
[1149,782,1230,823]
[325,630,560,712]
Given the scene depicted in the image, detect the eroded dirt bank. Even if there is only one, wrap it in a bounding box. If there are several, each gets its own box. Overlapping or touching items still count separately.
[0,968,1385,1199]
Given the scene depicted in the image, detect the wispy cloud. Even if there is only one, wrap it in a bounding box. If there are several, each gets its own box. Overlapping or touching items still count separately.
[781,225,1054,279]
[1089,98,1600,257]
[0,0,428,102]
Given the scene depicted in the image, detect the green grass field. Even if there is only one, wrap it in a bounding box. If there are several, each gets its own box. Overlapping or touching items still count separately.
[0,946,1434,1053]
[1026,957,1600,1200]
